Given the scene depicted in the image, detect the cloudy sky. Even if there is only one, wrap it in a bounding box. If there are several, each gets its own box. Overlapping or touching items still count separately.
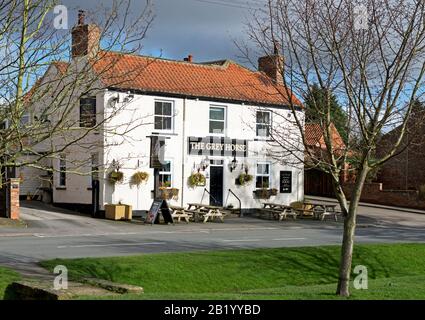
[63,0,267,66]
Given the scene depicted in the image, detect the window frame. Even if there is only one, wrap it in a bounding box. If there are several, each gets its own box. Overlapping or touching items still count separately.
[58,155,67,187]
[256,110,272,138]
[209,105,226,136]
[79,96,97,128]
[154,100,174,132]
[158,159,173,188]
[255,162,271,189]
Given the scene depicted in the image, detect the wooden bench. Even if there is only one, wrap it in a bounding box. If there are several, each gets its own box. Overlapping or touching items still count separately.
[169,206,192,223]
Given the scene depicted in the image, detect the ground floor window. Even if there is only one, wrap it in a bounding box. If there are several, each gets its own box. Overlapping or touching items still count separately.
[256,162,270,189]
[58,155,66,187]
[159,160,172,188]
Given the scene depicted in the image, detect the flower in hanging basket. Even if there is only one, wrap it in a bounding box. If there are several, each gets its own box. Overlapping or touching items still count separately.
[159,181,171,189]
[238,173,253,186]
[130,171,149,187]
[188,172,206,188]
[109,170,124,184]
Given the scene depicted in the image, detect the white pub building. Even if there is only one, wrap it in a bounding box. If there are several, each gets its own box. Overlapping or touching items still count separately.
[21,12,304,217]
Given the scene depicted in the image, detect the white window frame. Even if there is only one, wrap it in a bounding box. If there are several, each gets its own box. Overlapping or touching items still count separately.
[256,110,272,138]
[255,162,271,189]
[159,159,173,188]
[209,105,226,136]
[154,100,174,132]
[58,155,67,187]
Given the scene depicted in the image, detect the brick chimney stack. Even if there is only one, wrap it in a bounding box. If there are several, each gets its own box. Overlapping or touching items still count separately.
[258,41,284,85]
[71,10,100,58]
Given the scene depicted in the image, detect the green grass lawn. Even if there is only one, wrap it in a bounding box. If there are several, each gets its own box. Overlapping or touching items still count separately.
[40,243,425,300]
[0,267,21,299]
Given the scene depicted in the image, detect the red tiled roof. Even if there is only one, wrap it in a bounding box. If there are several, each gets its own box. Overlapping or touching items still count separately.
[305,123,345,149]
[90,51,302,106]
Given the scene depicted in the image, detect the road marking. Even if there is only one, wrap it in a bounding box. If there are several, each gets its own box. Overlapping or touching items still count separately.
[220,237,305,243]
[221,239,262,242]
[0,233,34,237]
[27,227,281,239]
[57,242,165,249]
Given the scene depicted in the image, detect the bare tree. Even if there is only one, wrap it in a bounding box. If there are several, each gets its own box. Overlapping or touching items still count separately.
[0,0,154,188]
[240,0,425,296]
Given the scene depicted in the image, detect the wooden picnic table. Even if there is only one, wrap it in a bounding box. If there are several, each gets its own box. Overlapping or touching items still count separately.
[186,203,224,223]
[169,205,191,223]
[260,203,297,220]
[307,203,339,221]
[263,202,292,210]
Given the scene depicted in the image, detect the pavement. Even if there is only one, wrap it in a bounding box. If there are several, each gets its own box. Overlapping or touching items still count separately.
[1,200,425,280]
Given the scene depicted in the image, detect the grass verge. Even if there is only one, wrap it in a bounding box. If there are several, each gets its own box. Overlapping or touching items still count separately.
[0,267,21,299]
[40,243,425,299]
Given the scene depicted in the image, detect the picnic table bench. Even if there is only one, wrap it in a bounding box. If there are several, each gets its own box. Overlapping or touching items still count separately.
[260,203,298,220]
[187,203,224,223]
[169,205,192,223]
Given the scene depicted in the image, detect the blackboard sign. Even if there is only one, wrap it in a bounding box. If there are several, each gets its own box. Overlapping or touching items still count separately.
[280,171,292,193]
[145,199,173,225]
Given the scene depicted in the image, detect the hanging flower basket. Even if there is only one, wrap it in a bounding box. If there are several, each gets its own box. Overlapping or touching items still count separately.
[253,188,277,199]
[236,173,253,186]
[109,171,124,184]
[159,187,179,200]
[188,172,206,188]
[130,171,149,187]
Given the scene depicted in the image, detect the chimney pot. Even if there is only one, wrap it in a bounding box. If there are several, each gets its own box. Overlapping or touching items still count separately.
[258,53,284,85]
[71,10,100,59]
[188,54,193,62]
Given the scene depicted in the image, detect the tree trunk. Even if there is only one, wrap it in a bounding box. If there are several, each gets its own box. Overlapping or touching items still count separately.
[336,166,369,296]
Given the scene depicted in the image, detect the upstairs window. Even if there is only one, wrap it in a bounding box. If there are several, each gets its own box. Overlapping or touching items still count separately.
[154,101,173,131]
[256,162,270,189]
[256,110,271,137]
[80,97,96,127]
[209,106,226,134]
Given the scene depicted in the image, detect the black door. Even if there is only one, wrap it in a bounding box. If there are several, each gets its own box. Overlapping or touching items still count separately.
[209,166,223,206]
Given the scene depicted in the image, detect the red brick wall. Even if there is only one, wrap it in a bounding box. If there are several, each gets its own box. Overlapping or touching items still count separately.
[9,178,20,220]
[343,182,425,210]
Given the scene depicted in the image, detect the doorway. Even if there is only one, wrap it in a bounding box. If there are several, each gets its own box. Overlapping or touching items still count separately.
[209,166,223,206]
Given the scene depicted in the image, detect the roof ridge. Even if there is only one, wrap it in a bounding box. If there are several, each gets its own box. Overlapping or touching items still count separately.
[98,50,255,71]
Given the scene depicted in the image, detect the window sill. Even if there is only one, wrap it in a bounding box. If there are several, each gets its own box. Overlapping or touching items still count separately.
[55,187,67,190]
[254,137,272,141]
[151,131,177,136]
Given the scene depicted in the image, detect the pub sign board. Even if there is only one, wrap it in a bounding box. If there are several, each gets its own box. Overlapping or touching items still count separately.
[188,136,248,157]
[150,136,165,168]
[280,171,292,193]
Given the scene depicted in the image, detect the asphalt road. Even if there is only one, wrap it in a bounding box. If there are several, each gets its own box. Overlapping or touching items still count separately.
[1,200,425,278]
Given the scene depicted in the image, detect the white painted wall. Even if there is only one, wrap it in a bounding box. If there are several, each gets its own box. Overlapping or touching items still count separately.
[95,91,304,211]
